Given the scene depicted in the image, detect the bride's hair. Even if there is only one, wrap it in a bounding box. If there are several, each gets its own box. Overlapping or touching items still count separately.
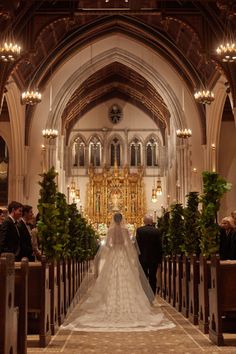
[113,212,122,224]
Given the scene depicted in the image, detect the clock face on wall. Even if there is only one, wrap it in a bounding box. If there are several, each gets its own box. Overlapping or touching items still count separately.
[109,104,123,124]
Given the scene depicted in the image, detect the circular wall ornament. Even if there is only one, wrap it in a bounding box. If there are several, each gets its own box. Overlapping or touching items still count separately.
[109,104,123,124]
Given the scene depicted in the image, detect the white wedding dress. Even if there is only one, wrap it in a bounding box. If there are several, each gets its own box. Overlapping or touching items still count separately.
[61,218,175,332]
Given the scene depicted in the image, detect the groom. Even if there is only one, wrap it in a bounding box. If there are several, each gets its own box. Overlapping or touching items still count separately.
[136,214,162,294]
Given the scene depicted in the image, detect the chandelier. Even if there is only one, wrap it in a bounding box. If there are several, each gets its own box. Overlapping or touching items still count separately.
[151,187,157,203]
[21,90,42,105]
[42,129,58,140]
[216,42,236,62]
[156,178,162,196]
[194,89,215,105]
[0,41,21,62]
[176,128,192,139]
[67,179,80,204]
[216,10,236,63]
[0,28,21,62]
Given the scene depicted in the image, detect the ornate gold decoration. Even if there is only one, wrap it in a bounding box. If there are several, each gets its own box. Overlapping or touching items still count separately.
[85,163,146,227]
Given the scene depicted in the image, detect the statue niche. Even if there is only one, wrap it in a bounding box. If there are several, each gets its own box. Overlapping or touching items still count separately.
[85,164,146,226]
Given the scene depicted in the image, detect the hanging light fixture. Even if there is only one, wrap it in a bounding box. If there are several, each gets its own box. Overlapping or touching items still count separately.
[151,187,157,203]
[194,89,215,105]
[21,89,42,105]
[42,129,58,140]
[176,128,192,139]
[70,180,76,199]
[156,177,162,196]
[216,43,236,62]
[0,27,21,62]
[216,10,236,63]
[75,189,81,203]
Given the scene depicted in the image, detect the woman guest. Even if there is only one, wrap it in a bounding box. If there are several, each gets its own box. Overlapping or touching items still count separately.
[219,216,236,260]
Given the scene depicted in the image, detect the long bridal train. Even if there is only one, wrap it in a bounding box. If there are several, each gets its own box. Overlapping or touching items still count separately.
[61,213,175,332]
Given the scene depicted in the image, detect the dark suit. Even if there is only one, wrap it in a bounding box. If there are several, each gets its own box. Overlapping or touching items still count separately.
[0,216,21,260]
[136,224,162,294]
[17,219,35,261]
[219,228,236,260]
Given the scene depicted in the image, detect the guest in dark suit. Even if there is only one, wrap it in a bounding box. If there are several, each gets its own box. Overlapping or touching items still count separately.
[0,201,23,260]
[219,216,236,260]
[18,205,35,261]
[136,214,162,294]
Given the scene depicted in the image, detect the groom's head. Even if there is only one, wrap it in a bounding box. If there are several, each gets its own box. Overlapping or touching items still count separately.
[144,214,153,226]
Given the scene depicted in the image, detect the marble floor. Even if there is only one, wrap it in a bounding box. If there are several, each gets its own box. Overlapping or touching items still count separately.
[28,297,236,354]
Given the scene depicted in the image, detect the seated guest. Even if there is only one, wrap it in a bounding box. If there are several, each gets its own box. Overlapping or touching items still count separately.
[219,216,236,260]
[0,201,23,260]
[30,213,42,261]
[18,205,35,261]
[231,210,236,227]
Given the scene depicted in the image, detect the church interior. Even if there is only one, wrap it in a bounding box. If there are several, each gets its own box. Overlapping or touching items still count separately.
[0,0,236,352]
[0,0,235,223]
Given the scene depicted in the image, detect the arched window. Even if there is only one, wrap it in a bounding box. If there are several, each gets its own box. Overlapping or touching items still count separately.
[89,136,101,167]
[130,138,142,166]
[73,137,85,167]
[146,137,158,167]
[110,137,121,166]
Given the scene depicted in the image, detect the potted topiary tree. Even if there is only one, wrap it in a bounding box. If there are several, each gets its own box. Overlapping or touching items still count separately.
[37,167,59,259]
[167,203,185,255]
[183,191,201,256]
[199,171,230,257]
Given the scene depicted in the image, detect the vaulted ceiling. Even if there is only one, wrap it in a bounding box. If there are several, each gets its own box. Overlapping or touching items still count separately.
[0,0,235,144]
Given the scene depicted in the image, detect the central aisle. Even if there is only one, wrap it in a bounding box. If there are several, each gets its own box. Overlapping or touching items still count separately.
[27,296,236,354]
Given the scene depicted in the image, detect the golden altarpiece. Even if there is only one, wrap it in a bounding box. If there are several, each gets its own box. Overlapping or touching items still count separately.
[85,163,146,227]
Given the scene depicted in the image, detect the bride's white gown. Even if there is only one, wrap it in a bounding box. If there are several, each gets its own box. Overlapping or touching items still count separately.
[62,222,175,332]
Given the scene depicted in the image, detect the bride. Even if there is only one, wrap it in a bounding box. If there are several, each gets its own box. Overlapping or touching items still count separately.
[62,212,175,332]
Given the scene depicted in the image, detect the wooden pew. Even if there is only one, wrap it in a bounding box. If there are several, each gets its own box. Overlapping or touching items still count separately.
[198,255,211,333]
[68,258,73,305]
[0,253,18,354]
[166,256,172,303]
[14,258,28,354]
[171,255,176,307]
[57,260,65,325]
[27,257,51,347]
[63,259,69,316]
[175,255,182,312]
[161,257,167,299]
[188,254,199,325]
[49,261,59,335]
[209,256,236,345]
[181,255,190,318]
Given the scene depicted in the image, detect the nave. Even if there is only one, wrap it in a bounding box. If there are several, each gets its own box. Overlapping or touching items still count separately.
[28,296,236,354]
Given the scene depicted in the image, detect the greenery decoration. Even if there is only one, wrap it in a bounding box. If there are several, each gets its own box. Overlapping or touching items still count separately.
[55,192,70,258]
[167,203,185,255]
[199,171,230,257]
[37,167,59,259]
[157,211,170,256]
[68,204,98,260]
[183,191,201,255]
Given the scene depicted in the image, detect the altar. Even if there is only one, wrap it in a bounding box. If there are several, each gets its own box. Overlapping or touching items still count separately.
[85,164,146,227]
